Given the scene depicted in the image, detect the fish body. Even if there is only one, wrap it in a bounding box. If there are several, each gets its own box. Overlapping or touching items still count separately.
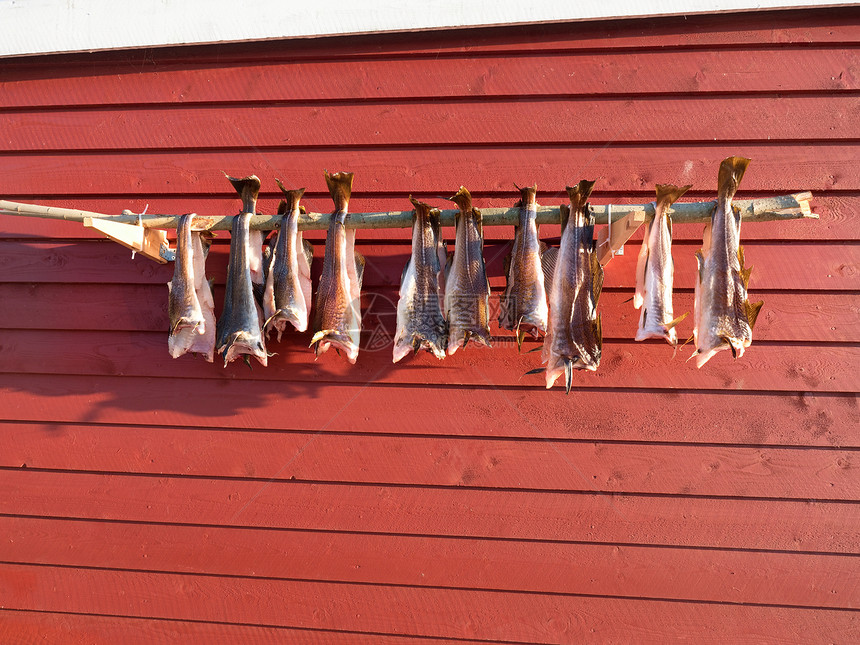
[168,213,214,361]
[634,183,691,347]
[215,175,268,367]
[445,186,492,354]
[499,184,548,347]
[311,171,365,364]
[393,197,448,362]
[692,156,763,368]
[263,181,313,339]
[543,180,602,392]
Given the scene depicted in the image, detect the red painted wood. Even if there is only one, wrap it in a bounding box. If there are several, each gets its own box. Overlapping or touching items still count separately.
[2,516,857,609]
[4,98,858,152]
[0,328,856,392]
[2,470,857,552]
[1,42,858,110]
[3,563,857,644]
[1,146,857,196]
[0,611,447,645]
[0,195,855,242]
[2,240,855,292]
[0,374,854,447]
[3,284,854,344]
[2,424,856,499]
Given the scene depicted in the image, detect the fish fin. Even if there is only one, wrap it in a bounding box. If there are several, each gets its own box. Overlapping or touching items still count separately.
[694,250,705,283]
[622,296,634,304]
[324,170,354,211]
[559,204,570,236]
[276,199,287,216]
[525,346,542,354]
[541,246,558,295]
[516,322,526,352]
[242,355,253,370]
[525,367,546,375]
[539,240,548,254]
[448,186,473,212]
[655,183,692,211]
[564,359,573,395]
[739,245,753,289]
[664,312,689,331]
[224,173,261,213]
[746,300,764,330]
[302,238,314,268]
[591,252,604,303]
[566,180,596,212]
[445,250,454,277]
[595,314,603,352]
[502,244,512,280]
[667,216,673,241]
[309,330,333,346]
[354,250,366,289]
[274,179,306,211]
[717,156,750,203]
[400,256,411,286]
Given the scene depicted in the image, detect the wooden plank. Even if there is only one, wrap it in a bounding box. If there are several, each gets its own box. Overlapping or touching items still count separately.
[2,516,858,609]
[1,49,858,109]
[3,285,854,344]
[0,145,856,195]
[1,240,855,292]
[0,610,440,645]
[0,194,855,241]
[1,470,858,552]
[0,328,856,392]
[0,563,858,643]
[4,96,859,151]
[0,374,855,447]
[2,424,857,500]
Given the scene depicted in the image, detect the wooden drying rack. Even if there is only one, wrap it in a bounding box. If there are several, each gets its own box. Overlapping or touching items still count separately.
[0,190,815,266]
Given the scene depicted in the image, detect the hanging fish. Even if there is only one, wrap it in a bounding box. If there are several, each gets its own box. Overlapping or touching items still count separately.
[445,186,491,354]
[215,174,269,367]
[498,184,548,349]
[393,196,448,362]
[633,183,692,349]
[311,171,365,364]
[262,180,314,340]
[167,213,215,361]
[692,156,763,368]
[540,180,602,393]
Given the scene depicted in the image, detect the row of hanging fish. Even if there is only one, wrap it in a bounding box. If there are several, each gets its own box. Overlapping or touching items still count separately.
[167,156,763,390]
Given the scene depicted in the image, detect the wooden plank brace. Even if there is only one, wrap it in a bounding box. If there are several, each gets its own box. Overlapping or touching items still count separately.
[83,217,174,264]
[597,205,647,266]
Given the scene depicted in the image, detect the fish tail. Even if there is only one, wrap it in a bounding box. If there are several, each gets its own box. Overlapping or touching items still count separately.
[324,170,354,211]
[655,183,692,212]
[224,173,261,214]
[275,179,306,212]
[518,184,537,208]
[565,180,596,211]
[448,186,473,212]
[717,156,751,203]
[409,195,433,221]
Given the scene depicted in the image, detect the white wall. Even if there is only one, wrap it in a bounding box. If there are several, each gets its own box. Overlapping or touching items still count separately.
[0,0,850,58]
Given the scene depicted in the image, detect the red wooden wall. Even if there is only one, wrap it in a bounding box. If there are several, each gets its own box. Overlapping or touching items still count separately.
[1,8,858,642]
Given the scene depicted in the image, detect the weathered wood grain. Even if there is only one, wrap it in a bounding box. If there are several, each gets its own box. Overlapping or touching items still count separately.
[1,48,858,109]
[0,374,854,447]
[2,424,857,499]
[1,145,857,195]
[2,563,857,644]
[4,96,858,151]
[2,516,857,609]
[1,470,858,552]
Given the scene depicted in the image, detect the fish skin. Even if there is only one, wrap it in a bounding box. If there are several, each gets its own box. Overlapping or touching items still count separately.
[168,213,208,359]
[311,171,364,364]
[263,181,313,340]
[188,228,216,361]
[542,180,603,391]
[215,175,268,367]
[499,184,548,346]
[445,186,492,354]
[634,183,692,347]
[692,156,763,368]
[393,197,448,362]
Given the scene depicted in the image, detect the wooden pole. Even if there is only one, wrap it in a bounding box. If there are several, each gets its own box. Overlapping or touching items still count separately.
[0,192,815,231]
